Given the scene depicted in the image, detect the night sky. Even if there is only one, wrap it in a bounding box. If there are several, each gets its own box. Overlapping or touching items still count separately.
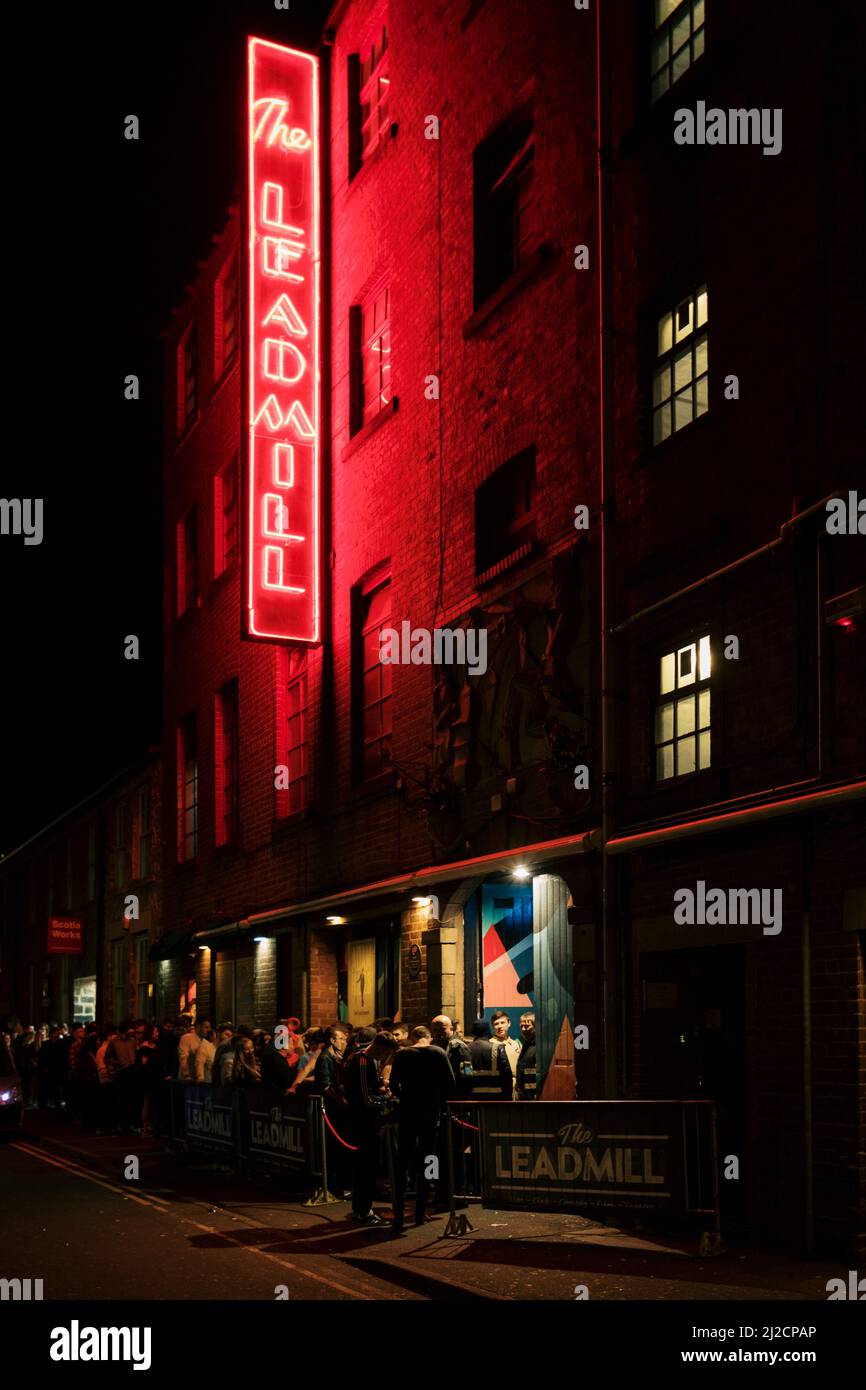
[1,2,330,852]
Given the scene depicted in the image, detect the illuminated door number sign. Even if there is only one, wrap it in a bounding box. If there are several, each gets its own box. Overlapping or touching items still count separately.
[246,39,320,643]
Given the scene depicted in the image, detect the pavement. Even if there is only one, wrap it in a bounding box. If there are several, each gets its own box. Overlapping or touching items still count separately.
[2,1107,846,1302]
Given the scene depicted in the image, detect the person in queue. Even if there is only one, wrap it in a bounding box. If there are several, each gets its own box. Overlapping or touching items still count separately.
[388,1025,454,1233]
[343,1029,398,1226]
[315,1023,352,1197]
[490,1009,521,1099]
[230,1034,261,1088]
[516,1011,537,1099]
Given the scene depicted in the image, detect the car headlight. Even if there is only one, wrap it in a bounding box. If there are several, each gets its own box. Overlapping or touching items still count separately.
[0,1086,21,1104]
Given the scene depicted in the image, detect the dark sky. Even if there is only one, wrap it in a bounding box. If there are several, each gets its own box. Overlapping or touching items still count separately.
[1,2,330,853]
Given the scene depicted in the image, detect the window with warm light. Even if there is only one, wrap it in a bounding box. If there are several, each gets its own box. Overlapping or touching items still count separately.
[350,24,389,175]
[177,506,199,615]
[177,323,199,435]
[178,715,198,861]
[214,455,239,576]
[655,635,711,780]
[214,255,239,378]
[353,569,393,782]
[653,285,708,445]
[473,105,536,309]
[651,0,705,103]
[279,651,310,815]
[215,681,239,846]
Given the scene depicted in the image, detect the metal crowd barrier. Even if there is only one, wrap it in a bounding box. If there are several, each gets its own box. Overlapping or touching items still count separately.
[169,1082,343,1204]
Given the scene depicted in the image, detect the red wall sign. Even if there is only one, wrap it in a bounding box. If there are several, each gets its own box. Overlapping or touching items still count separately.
[47,917,83,955]
[244,37,321,645]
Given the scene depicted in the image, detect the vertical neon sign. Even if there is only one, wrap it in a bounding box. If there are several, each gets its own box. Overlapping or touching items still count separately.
[245,38,320,644]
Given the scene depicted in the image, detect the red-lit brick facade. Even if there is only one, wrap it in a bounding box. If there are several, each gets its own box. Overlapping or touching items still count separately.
[157,0,865,1259]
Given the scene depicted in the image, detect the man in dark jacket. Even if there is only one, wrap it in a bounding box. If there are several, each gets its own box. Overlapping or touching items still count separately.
[467,1018,493,1070]
[388,1026,455,1232]
[343,1031,398,1226]
[516,1012,537,1099]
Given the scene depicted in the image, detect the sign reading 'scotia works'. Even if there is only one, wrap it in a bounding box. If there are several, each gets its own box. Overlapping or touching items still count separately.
[478,1101,714,1214]
[244,38,320,645]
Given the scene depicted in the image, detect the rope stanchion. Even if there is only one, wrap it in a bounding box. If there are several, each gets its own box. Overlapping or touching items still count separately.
[305,1098,343,1207]
[443,1107,474,1238]
[451,1114,480,1132]
[322,1108,358,1150]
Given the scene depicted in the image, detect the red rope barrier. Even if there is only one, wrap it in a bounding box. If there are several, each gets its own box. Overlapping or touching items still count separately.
[451,1115,480,1132]
[322,1108,358,1150]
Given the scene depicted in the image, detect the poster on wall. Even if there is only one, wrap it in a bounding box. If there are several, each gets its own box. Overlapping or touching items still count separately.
[347,938,376,1028]
[480,885,534,1038]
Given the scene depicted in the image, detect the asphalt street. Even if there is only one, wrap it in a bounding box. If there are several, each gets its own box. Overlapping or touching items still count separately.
[0,1116,846,1303]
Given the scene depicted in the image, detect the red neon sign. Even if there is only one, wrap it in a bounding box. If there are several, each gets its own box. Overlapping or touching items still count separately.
[245,38,320,644]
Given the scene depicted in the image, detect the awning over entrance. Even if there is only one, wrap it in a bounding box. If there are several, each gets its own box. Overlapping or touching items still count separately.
[148,930,197,962]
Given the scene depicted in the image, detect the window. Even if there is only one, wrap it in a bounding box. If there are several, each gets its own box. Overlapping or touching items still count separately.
[279,652,310,816]
[350,25,389,175]
[214,455,239,575]
[137,788,151,880]
[655,635,711,780]
[177,323,199,434]
[133,934,150,1018]
[475,448,536,579]
[115,803,130,888]
[178,505,199,615]
[652,285,708,445]
[651,0,705,103]
[215,256,239,377]
[351,286,392,433]
[178,715,198,861]
[215,682,239,846]
[354,570,393,781]
[473,106,535,308]
[87,823,96,901]
[112,938,128,1025]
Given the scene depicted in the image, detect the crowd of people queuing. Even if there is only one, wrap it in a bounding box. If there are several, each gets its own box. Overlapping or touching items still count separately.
[1,1008,537,1232]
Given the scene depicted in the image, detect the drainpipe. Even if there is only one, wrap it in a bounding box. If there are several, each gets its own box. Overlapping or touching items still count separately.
[596,0,617,1097]
[611,491,844,635]
[802,827,814,1253]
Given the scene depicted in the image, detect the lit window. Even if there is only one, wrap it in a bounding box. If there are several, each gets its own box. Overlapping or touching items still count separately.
[356,26,389,168]
[215,683,239,846]
[214,456,239,575]
[215,256,239,377]
[177,324,199,434]
[473,106,536,309]
[354,570,392,781]
[177,506,199,615]
[651,0,705,104]
[653,285,708,445]
[655,635,711,780]
[280,652,310,815]
[178,715,198,861]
